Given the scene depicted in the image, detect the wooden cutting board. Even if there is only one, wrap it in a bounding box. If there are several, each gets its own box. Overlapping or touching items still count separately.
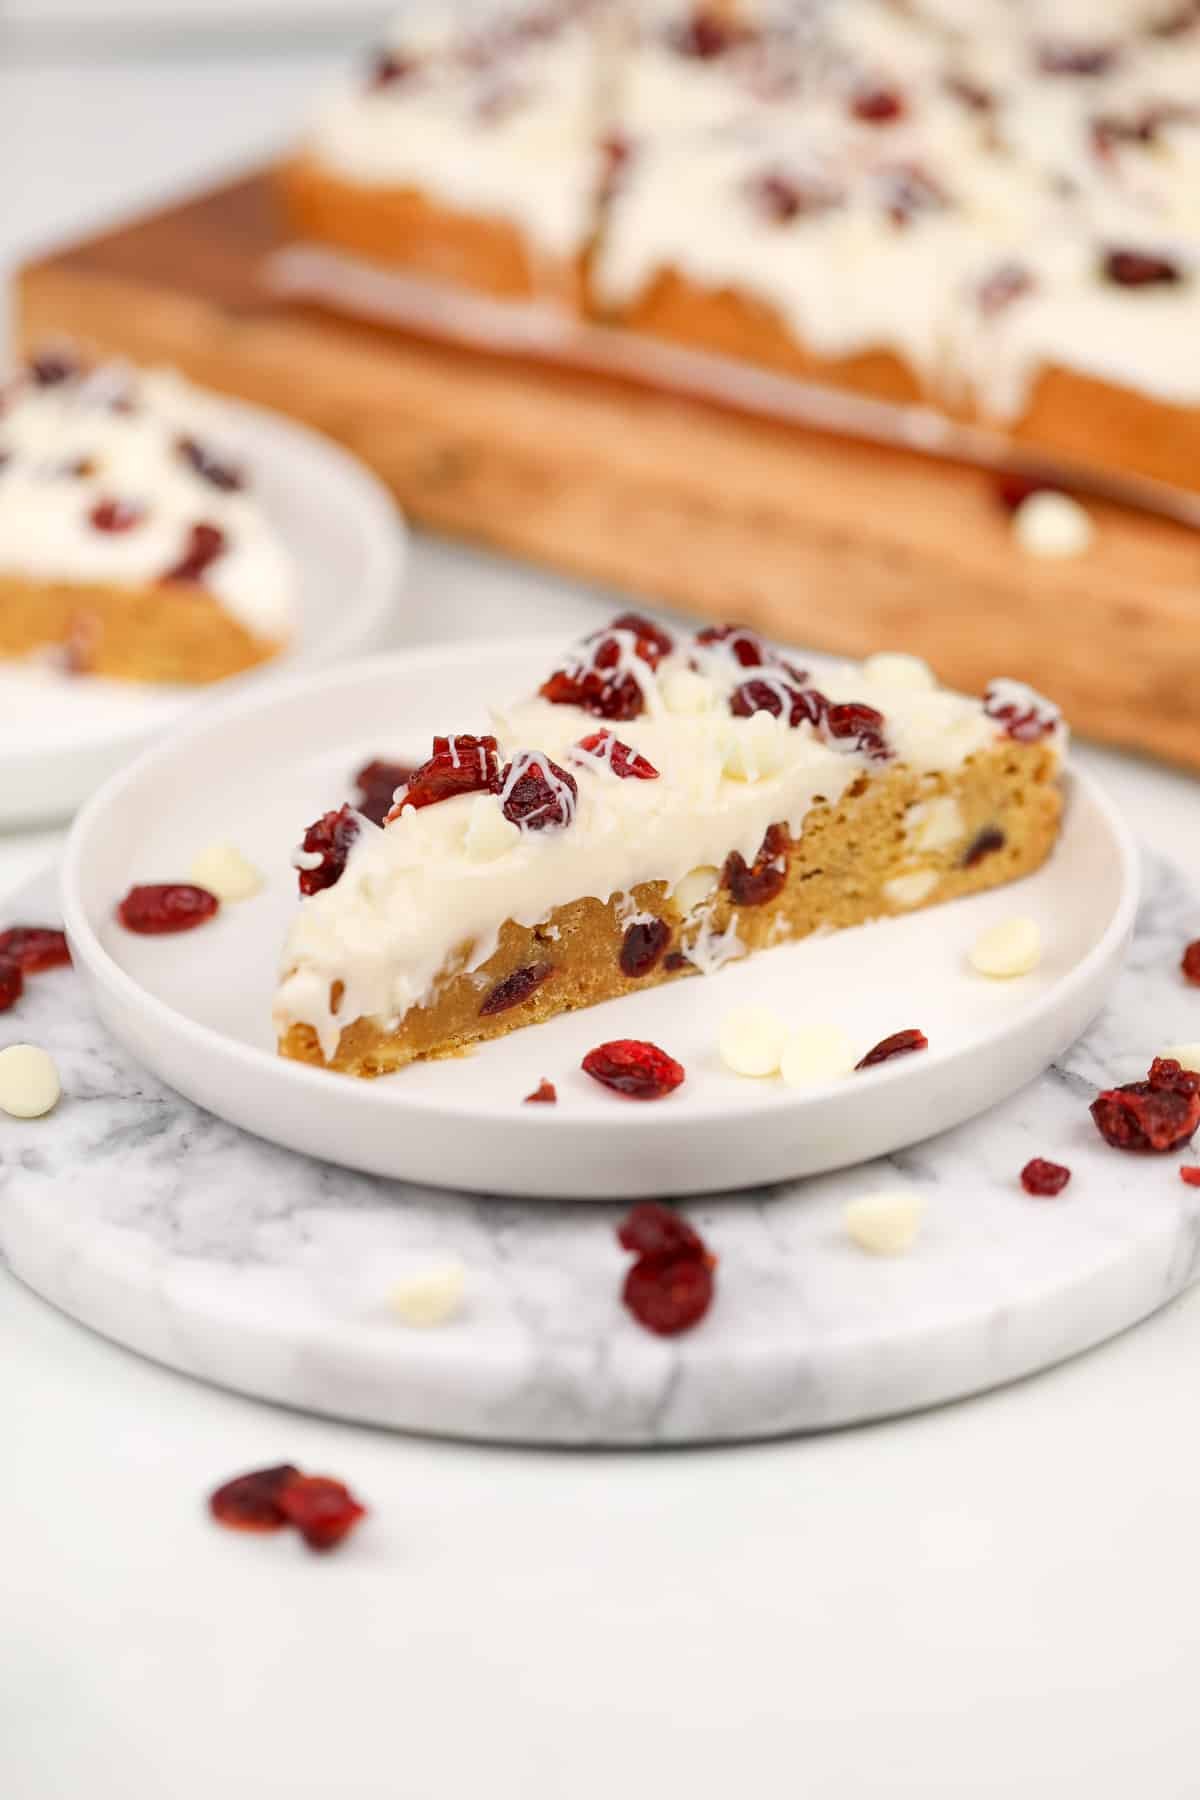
[16,167,1200,769]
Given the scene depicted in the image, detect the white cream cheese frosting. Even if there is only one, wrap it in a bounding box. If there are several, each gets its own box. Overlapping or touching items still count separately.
[274,621,1066,1060]
[304,0,609,267]
[0,353,295,642]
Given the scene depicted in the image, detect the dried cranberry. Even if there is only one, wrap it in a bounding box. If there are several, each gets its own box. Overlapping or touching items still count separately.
[1037,40,1118,75]
[0,926,71,972]
[674,8,745,58]
[623,1256,714,1335]
[0,956,22,1013]
[963,826,1006,868]
[729,678,824,729]
[618,1202,707,1261]
[620,917,670,979]
[29,349,79,387]
[1021,1157,1072,1196]
[1181,1167,1200,1188]
[89,498,144,533]
[994,473,1051,513]
[599,131,634,203]
[353,758,415,827]
[747,169,840,223]
[161,521,226,586]
[393,735,501,816]
[856,1029,928,1070]
[582,1039,685,1100]
[574,730,659,780]
[724,823,789,907]
[618,1203,715,1335]
[524,1078,557,1105]
[480,963,556,1016]
[1182,940,1200,985]
[209,1464,300,1533]
[117,884,218,934]
[1103,249,1182,287]
[984,682,1059,742]
[541,614,671,721]
[177,436,243,493]
[827,701,890,759]
[367,48,416,89]
[878,162,948,226]
[277,1475,366,1552]
[944,72,995,113]
[851,85,905,124]
[1090,1058,1200,1153]
[498,753,578,832]
[978,263,1034,316]
[296,806,360,897]
[664,950,690,972]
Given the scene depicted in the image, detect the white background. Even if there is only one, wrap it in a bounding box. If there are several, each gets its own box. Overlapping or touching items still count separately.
[4,31,1200,1800]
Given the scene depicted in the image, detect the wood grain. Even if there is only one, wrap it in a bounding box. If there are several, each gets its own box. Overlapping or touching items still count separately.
[16,168,1200,769]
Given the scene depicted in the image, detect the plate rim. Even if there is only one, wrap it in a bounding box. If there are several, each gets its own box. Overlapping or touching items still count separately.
[57,636,1142,1135]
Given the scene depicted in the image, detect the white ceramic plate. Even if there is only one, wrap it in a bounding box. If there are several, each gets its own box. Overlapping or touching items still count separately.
[0,396,403,827]
[60,639,1139,1200]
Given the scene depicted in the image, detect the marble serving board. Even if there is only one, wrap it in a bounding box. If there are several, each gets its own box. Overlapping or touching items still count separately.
[2,860,1200,1446]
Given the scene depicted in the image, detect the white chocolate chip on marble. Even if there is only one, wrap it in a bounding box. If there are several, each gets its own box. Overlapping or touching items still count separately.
[779,1024,857,1087]
[464,795,522,863]
[719,1005,788,1078]
[662,667,716,716]
[905,794,964,853]
[188,842,263,903]
[884,869,939,910]
[844,1190,927,1257]
[1162,1044,1200,1074]
[0,1044,61,1119]
[861,652,937,691]
[1013,491,1094,560]
[389,1262,466,1327]
[673,865,720,916]
[969,916,1042,979]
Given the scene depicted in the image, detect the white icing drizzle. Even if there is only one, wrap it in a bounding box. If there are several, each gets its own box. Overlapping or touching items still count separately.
[274,622,1066,1060]
[498,748,579,831]
[0,356,294,642]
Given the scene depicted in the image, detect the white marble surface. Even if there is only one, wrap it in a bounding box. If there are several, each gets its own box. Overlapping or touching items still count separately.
[6,38,1200,1800]
[5,857,1200,1443]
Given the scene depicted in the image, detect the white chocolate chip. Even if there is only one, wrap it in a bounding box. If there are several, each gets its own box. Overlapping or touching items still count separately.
[722,710,786,782]
[389,1262,465,1327]
[905,794,964,853]
[861,652,937,691]
[779,1024,857,1087]
[1013,491,1094,559]
[719,1005,788,1078]
[883,869,939,910]
[672,865,719,916]
[464,796,521,863]
[188,842,263,903]
[969,916,1042,979]
[662,667,716,716]
[844,1190,926,1256]
[1162,1044,1200,1074]
[0,1044,61,1119]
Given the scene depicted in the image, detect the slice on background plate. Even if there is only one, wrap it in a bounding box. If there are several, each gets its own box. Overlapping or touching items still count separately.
[0,343,402,827]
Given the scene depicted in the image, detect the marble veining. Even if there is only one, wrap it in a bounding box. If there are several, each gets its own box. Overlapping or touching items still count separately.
[2,858,1199,1445]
